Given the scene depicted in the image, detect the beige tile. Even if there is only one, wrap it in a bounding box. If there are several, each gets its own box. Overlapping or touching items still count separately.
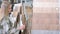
[39,24,48,30]
[47,24,58,30]
[32,13,59,30]
[58,25,60,30]
[33,7,59,13]
[32,24,58,30]
[34,0,58,2]
[32,13,59,25]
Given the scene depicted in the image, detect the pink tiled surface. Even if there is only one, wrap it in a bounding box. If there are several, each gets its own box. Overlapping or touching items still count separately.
[33,0,59,30]
[33,7,59,13]
[32,13,59,25]
[58,25,60,30]
[34,0,58,2]
[32,13,59,30]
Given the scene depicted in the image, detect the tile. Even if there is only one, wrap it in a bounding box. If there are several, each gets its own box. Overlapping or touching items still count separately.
[33,7,58,13]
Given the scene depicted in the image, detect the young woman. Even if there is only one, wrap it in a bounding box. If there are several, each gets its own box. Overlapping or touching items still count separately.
[0,1,25,34]
[0,0,12,34]
[11,3,26,34]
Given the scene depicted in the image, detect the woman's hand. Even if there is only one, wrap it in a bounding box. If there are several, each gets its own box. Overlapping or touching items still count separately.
[18,25,25,30]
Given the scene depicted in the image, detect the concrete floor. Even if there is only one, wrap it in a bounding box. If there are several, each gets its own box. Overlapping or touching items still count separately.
[31,30,60,34]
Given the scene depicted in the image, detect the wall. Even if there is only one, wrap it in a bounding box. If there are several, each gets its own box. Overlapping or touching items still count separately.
[32,0,59,34]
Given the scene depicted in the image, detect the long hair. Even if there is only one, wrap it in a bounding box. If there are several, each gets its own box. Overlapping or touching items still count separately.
[1,1,10,17]
[15,6,27,34]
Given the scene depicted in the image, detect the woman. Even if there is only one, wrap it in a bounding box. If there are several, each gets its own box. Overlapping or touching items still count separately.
[0,0,12,34]
[0,0,25,34]
[11,3,26,34]
[12,2,32,34]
